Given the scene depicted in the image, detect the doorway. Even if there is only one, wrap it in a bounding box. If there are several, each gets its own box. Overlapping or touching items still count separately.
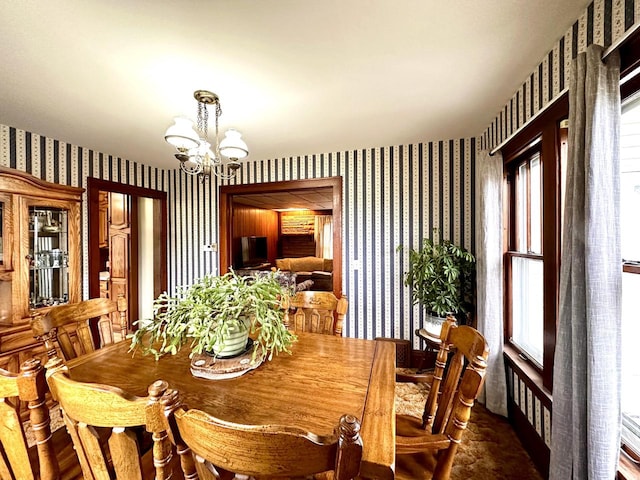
[87,178,168,329]
[219,177,343,296]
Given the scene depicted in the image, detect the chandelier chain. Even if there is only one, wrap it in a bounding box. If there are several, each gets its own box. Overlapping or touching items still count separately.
[197,101,208,138]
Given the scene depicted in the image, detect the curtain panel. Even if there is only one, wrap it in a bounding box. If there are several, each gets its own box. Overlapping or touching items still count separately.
[314,215,333,259]
[549,44,622,480]
[475,150,508,417]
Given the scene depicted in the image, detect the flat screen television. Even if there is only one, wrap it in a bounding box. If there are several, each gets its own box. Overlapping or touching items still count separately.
[240,236,268,267]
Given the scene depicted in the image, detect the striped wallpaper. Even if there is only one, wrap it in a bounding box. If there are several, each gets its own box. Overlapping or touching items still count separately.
[481,0,640,151]
[507,364,552,448]
[0,125,168,301]
[167,140,477,347]
[1,122,476,348]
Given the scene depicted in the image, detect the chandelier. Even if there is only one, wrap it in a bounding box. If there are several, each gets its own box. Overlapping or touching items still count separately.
[164,90,249,181]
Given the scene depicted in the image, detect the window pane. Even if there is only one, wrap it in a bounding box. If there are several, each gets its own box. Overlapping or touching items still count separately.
[530,154,542,254]
[511,256,544,364]
[517,163,528,253]
[620,96,640,455]
[621,168,640,262]
[621,117,640,262]
[622,271,640,455]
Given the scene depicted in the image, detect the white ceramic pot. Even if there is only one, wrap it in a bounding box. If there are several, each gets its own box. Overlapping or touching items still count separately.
[211,318,250,357]
[424,314,448,337]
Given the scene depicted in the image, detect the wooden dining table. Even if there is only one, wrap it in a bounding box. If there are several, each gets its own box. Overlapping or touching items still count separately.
[64,332,396,479]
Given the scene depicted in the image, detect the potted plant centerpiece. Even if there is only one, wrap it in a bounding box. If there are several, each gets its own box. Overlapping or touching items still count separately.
[398,231,476,335]
[129,270,297,363]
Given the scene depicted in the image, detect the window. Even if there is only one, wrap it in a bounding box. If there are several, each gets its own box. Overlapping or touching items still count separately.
[502,97,567,390]
[620,94,640,458]
[508,152,544,365]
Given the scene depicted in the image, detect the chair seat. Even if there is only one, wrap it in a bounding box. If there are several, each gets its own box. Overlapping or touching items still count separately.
[395,366,434,384]
[395,414,439,480]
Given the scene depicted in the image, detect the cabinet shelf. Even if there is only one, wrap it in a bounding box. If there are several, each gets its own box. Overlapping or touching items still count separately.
[29,266,68,271]
[30,230,67,237]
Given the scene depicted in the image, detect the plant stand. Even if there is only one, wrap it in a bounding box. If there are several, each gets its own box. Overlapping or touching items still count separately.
[190,346,264,380]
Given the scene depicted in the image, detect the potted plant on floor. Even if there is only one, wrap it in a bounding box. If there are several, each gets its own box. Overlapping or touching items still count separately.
[398,230,476,335]
[129,270,297,363]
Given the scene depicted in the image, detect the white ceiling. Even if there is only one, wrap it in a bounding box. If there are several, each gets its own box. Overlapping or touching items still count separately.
[0,1,590,171]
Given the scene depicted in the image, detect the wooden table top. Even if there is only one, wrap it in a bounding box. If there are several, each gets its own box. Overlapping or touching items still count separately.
[65,332,396,479]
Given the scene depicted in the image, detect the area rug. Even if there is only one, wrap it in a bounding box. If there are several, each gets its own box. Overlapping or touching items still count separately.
[395,379,543,480]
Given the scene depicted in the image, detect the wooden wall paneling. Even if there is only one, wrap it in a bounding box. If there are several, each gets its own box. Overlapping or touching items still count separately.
[231,203,279,268]
[280,234,316,258]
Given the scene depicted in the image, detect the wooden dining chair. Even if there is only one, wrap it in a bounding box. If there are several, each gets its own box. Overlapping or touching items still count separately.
[171,405,363,480]
[395,318,489,480]
[285,291,348,336]
[30,294,128,361]
[45,357,192,480]
[0,358,82,480]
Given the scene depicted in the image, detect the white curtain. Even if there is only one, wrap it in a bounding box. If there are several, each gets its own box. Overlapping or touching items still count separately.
[475,149,508,417]
[549,44,622,480]
[314,215,332,259]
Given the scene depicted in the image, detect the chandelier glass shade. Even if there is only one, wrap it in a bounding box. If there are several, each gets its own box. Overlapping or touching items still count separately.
[164,90,248,180]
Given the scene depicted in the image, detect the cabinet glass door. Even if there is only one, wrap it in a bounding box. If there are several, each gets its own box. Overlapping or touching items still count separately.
[29,206,70,308]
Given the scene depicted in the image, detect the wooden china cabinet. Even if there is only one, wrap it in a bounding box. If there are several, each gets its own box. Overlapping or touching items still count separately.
[0,167,83,377]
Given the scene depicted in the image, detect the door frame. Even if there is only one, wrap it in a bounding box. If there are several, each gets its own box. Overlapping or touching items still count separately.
[87,178,168,307]
[219,176,343,297]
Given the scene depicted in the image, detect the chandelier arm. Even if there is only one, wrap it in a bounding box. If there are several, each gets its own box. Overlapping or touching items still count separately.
[180,160,203,176]
[212,162,239,180]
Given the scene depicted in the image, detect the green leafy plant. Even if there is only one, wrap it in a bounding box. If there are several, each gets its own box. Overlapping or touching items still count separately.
[129,270,297,362]
[398,231,476,320]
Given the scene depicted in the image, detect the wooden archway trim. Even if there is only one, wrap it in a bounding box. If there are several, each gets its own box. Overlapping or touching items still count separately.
[86,177,168,302]
[219,176,343,297]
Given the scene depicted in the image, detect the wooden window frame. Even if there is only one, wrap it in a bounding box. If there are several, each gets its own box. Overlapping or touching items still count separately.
[619,49,640,475]
[502,94,567,391]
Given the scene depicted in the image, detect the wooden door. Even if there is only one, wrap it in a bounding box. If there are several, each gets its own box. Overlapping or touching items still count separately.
[109,192,130,329]
[98,191,108,248]
[86,177,168,325]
